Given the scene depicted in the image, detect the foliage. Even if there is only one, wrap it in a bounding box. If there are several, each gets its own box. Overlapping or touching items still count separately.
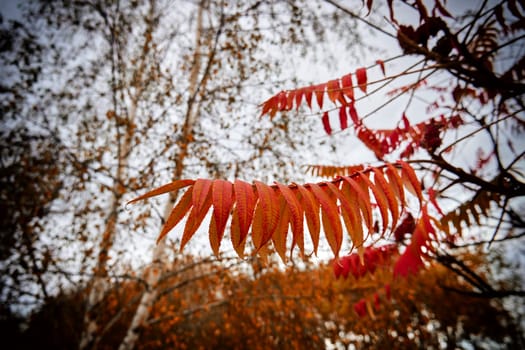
[128,161,425,259]
[11,251,524,349]
[1,0,525,348]
[127,0,525,329]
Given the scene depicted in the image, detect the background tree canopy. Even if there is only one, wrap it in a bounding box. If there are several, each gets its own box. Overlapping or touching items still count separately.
[0,0,523,349]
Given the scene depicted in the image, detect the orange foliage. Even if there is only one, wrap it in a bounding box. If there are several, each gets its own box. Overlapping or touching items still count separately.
[19,251,522,349]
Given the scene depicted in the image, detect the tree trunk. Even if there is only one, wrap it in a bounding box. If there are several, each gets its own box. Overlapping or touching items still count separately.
[117,2,210,349]
[79,2,155,348]
[78,99,138,350]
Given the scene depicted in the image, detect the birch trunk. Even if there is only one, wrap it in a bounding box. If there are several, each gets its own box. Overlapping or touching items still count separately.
[117,2,210,349]
[79,3,156,348]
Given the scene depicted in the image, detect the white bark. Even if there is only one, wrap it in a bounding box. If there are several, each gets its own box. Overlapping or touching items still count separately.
[79,97,139,350]
[117,2,209,349]
[79,2,154,348]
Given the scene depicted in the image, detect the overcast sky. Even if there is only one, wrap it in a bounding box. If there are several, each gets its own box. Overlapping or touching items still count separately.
[0,0,22,21]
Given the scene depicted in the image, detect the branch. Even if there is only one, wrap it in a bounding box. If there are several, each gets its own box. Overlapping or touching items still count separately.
[435,252,494,293]
[323,0,396,39]
[440,285,525,299]
[447,231,525,249]
[431,154,525,197]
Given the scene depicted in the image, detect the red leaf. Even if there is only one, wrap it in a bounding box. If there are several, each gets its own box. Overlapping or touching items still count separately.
[356,67,368,94]
[358,171,389,234]
[296,184,320,255]
[315,83,325,109]
[402,113,411,130]
[428,188,444,215]
[277,91,287,111]
[275,183,304,254]
[349,102,359,125]
[309,183,343,257]
[333,258,344,279]
[322,112,332,135]
[421,204,437,242]
[180,179,213,251]
[231,180,256,255]
[295,88,304,111]
[209,179,234,256]
[342,175,373,237]
[348,253,367,279]
[272,196,290,262]
[230,212,245,257]
[376,59,386,76]
[373,294,381,312]
[341,73,355,101]
[127,179,195,204]
[398,160,423,204]
[156,187,194,243]
[385,163,405,206]
[372,168,399,231]
[394,243,424,277]
[252,181,280,250]
[286,90,295,110]
[354,299,367,317]
[327,79,341,104]
[260,95,276,117]
[393,212,415,242]
[305,86,314,109]
[339,106,348,130]
[326,182,362,251]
